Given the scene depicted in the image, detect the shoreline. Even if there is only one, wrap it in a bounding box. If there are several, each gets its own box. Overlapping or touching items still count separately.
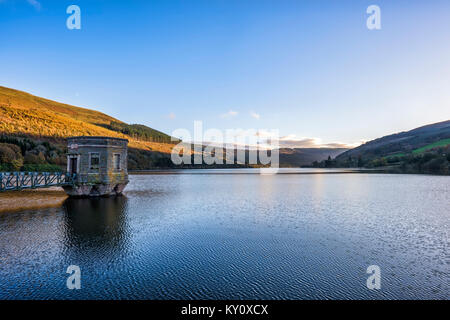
[0,187,68,214]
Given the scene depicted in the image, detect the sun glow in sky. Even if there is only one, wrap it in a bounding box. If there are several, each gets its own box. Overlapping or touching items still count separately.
[1,0,450,147]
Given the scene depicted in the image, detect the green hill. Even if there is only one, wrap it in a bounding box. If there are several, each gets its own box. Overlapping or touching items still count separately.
[332,120,450,174]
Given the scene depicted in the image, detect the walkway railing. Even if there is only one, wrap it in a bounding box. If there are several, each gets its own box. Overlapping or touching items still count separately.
[0,172,76,192]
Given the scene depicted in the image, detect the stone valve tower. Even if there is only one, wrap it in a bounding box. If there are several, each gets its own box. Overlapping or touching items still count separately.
[64,136,129,197]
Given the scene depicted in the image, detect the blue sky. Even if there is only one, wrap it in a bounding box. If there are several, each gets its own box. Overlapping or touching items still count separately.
[1,0,450,147]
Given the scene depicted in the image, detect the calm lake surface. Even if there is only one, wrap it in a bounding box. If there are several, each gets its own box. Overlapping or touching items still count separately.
[0,169,448,299]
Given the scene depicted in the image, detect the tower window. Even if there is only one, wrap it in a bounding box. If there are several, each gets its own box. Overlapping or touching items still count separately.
[114,154,121,171]
[90,153,100,172]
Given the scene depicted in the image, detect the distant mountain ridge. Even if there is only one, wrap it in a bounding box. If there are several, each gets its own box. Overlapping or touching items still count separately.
[279,147,348,167]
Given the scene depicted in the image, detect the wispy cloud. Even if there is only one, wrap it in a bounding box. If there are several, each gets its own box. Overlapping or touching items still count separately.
[255,129,278,138]
[250,111,260,119]
[220,110,238,119]
[27,0,41,10]
[277,135,360,149]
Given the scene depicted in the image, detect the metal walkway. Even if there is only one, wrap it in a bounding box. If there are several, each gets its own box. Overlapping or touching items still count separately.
[0,172,76,192]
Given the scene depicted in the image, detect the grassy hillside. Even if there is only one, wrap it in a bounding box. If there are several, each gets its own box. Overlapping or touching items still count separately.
[0,86,174,143]
[0,86,179,170]
[330,120,450,174]
[412,138,450,154]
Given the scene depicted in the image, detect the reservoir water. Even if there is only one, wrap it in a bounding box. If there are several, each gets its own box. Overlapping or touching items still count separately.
[0,170,448,299]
